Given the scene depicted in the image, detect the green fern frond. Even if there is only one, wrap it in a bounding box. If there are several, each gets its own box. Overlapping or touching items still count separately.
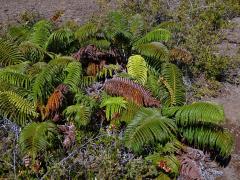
[19,121,57,158]
[156,173,171,180]
[19,41,46,63]
[104,11,130,41]
[64,61,82,91]
[0,70,31,89]
[0,91,38,125]
[97,64,121,79]
[160,63,185,107]
[46,28,75,53]
[162,106,181,118]
[0,39,25,66]
[124,108,177,152]
[7,25,31,44]
[2,61,30,74]
[134,42,169,69]
[128,14,145,39]
[0,82,30,98]
[154,21,181,32]
[145,70,161,99]
[174,102,225,126]
[84,38,111,50]
[107,11,129,32]
[120,101,140,124]
[26,62,48,77]
[134,28,171,46]
[181,127,233,158]
[127,55,148,85]
[156,140,184,155]
[48,56,75,66]
[64,104,90,126]
[75,23,99,43]
[74,91,97,109]
[146,153,180,176]
[80,76,96,88]
[30,20,52,47]
[100,96,127,121]
[32,63,67,103]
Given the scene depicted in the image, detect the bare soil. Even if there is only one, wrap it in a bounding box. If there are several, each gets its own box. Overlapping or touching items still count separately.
[0,0,100,25]
[205,84,240,179]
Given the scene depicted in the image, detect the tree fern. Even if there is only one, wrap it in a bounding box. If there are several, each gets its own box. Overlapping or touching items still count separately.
[0,70,31,89]
[0,91,38,125]
[75,23,99,43]
[83,39,111,50]
[134,42,169,69]
[104,77,160,107]
[3,61,30,74]
[146,153,180,176]
[32,63,67,103]
[181,127,233,158]
[0,39,25,66]
[134,28,171,46]
[7,25,30,44]
[0,81,30,98]
[154,21,181,32]
[19,121,57,158]
[124,108,177,152]
[156,140,184,155]
[64,104,90,126]
[160,63,185,107]
[64,61,82,91]
[26,61,48,77]
[127,55,148,85]
[19,41,46,63]
[48,56,75,66]
[104,11,131,43]
[29,20,52,48]
[80,76,96,88]
[145,70,162,99]
[100,96,127,121]
[120,101,140,124]
[74,91,97,109]
[97,64,121,79]
[46,28,75,53]
[128,14,145,39]
[45,84,69,118]
[174,102,225,126]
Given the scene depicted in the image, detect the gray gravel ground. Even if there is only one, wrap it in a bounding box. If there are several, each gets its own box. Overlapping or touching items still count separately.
[0,0,100,25]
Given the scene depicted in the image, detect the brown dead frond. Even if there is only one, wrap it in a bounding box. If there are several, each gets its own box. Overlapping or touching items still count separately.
[104,77,160,107]
[170,47,193,64]
[73,45,123,67]
[45,84,69,118]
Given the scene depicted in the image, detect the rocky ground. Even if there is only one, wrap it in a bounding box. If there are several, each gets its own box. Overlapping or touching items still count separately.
[209,17,240,179]
[0,1,240,179]
[206,83,240,179]
[0,0,100,25]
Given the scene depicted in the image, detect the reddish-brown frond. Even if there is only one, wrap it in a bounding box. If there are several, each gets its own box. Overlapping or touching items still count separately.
[170,47,192,64]
[104,77,160,107]
[87,63,101,76]
[73,45,123,66]
[45,84,69,118]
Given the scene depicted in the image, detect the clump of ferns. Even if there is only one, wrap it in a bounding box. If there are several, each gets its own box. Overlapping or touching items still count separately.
[0,14,235,178]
